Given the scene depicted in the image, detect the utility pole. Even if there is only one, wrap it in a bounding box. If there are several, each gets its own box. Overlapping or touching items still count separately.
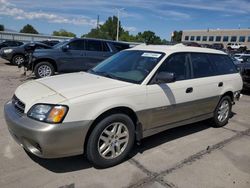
[116,8,125,41]
[97,15,99,29]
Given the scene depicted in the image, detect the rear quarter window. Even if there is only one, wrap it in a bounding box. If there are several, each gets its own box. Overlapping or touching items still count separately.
[208,54,238,75]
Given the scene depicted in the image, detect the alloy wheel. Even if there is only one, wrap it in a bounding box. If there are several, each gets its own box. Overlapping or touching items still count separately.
[37,65,52,77]
[217,100,230,122]
[98,122,129,159]
[14,56,24,65]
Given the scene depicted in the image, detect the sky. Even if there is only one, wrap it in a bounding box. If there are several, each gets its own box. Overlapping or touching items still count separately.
[0,0,250,40]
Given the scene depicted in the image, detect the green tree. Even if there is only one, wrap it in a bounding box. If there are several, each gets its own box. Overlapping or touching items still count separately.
[120,31,137,42]
[20,24,38,34]
[53,29,76,37]
[135,31,162,44]
[84,16,124,40]
[83,16,168,44]
[172,30,182,42]
[0,24,4,31]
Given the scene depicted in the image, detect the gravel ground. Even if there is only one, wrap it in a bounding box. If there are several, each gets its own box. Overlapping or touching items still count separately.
[0,58,249,188]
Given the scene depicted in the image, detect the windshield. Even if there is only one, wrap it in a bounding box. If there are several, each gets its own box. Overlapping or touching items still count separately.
[90,50,165,84]
[53,41,68,49]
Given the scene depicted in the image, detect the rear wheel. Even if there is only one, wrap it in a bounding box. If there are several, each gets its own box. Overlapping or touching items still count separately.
[12,55,25,65]
[34,62,55,78]
[212,96,232,127]
[86,114,135,168]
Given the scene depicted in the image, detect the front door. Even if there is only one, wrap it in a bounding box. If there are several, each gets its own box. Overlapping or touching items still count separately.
[145,53,196,130]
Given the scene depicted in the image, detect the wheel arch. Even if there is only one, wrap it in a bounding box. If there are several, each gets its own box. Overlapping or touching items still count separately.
[221,91,234,102]
[33,58,57,72]
[83,106,142,153]
[11,53,25,62]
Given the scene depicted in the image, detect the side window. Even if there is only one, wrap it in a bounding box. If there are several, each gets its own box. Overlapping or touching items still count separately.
[9,41,16,46]
[68,40,85,50]
[158,53,191,81]
[86,40,102,51]
[208,54,237,75]
[190,53,216,78]
[111,42,130,52]
[36,45,50,49]
[102,42,110,52]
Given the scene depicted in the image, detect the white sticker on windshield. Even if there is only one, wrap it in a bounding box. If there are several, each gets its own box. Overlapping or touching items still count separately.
[141,53,161,58]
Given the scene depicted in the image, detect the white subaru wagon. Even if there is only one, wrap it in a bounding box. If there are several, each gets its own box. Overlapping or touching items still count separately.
[4,44,242,168]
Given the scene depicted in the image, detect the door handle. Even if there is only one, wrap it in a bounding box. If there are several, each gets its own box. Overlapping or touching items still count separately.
[186,87,193,93]
[218,82,223,87]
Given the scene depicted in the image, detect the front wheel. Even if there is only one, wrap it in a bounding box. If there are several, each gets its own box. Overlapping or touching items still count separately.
[34,62,55,78]
[86,114,135,168]
[12,55,25,65]
[212,96,232,127]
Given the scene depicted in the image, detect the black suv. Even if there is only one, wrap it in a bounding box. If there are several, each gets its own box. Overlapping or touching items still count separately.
[30,38,130,78]
[0,40,23,49]
[0,42,52,65]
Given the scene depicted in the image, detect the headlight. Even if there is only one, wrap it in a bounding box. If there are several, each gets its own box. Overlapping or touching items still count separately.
[3,49,13,53]
[27,104,68,123]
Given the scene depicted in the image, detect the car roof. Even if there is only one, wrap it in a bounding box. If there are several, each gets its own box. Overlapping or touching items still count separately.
[129,43,227,55]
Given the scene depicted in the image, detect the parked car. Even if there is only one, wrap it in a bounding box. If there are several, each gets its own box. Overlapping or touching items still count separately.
[40,40,60,47]
[182,42,201,47]
[4,45,242,168]
[30,38,130,78]
[227,43,247,52]
[200,44,212,48]
[0,42,52,65]
[233,53,250,63]
[233,55,250,90]
[0,40,23,49]
[211,43,224,50]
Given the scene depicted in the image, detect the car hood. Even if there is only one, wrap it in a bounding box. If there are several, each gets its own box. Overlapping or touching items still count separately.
[15,72,133,107]
[37,72,133,98]
[1,46,20,51]
[15,72,133,112]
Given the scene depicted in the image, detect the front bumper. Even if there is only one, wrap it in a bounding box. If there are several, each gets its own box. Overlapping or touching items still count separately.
[4,101,92,158]
[0,51,12,61]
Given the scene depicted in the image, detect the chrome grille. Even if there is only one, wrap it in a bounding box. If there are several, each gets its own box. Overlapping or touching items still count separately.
[12,95,25,115]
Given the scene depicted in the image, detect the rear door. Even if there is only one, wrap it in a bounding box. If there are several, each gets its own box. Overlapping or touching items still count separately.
[84,40,110,70]
[207,53,240,93]
[57,40,85,72]
[189,53,221,116]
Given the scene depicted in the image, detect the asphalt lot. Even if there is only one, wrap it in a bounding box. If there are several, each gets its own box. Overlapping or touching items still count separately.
[0,58,250,188]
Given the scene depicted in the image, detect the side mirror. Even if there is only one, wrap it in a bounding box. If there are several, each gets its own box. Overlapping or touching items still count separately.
[155,72,175,84]
[61,45,69,52]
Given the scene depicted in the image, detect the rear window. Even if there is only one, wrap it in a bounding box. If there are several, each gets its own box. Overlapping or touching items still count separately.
[112,42,130,52]
[86,40,102,51]
[190,53,216,78]
[208,54,238,75]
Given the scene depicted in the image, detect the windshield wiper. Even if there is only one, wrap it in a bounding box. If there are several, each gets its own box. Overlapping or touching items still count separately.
[88,69,96,74]
[88,70,117,79]
[97,72,117,79]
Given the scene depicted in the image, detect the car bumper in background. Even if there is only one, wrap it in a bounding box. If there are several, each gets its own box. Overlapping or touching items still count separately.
[0,51,12,61]
[4,101,92,158]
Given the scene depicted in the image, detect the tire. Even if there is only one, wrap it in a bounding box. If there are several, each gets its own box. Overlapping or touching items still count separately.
[34,62,55,78]
[212,96,232,127]
[12,54,25,65]
[86,114,135,168]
